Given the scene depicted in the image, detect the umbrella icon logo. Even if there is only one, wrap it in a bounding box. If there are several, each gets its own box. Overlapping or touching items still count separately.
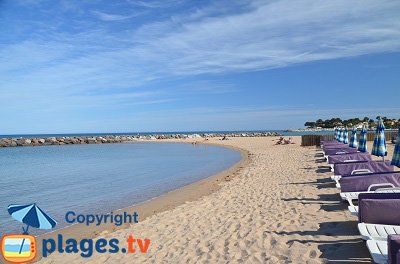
[7,203,57,234]
[1,203,57,263]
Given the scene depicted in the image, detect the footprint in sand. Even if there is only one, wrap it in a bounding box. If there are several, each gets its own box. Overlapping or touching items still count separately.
[270,238,278,247]
[309,249,318,258]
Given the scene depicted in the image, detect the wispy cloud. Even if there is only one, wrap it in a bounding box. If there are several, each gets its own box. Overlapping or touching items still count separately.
[91,10,136,21]
[3,0,400,93]
[127,0,184,9]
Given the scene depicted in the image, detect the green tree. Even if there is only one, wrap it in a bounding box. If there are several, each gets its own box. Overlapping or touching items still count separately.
[304,122,316,128]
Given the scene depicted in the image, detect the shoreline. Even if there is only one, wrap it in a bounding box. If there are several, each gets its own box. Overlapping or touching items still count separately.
[35,137,398,263]
[34,140,250,261]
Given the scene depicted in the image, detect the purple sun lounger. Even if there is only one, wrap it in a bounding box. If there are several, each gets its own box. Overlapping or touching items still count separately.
[322,144,351,150]
[358,193,400,224]
[331,161,395,188]
[333,160,394,177]
[366,233,400,264]
[340,172,400,193]
[322,141,344,146]
[320,140,338,145]
[328,152,371,165]
[324,148,358,156]
[355,193,400,263]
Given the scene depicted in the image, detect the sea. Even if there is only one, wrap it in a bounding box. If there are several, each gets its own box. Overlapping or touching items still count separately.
[0,142,241,235]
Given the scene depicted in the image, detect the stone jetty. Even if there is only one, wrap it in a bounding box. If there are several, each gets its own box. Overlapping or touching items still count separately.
[0,132,282,148]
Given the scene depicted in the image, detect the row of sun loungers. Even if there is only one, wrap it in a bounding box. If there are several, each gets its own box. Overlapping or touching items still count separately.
[320,140,400,263]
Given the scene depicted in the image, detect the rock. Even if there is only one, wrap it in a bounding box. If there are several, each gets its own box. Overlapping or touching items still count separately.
[87,137,97,144]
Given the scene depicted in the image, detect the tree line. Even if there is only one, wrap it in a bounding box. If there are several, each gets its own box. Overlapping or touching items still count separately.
[304,116,400,129]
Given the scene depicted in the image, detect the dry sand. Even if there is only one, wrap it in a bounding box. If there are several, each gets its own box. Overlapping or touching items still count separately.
[38,137,398,263]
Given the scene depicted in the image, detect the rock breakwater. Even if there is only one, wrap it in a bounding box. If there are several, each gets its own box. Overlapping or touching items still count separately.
[0,132,282,148]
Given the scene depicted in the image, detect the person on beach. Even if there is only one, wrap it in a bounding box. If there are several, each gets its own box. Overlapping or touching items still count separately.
[284,137,293,144]
[275,137,284,145]
[275,137,294,145]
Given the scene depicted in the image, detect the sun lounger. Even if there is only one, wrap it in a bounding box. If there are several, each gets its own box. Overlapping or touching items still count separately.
[359,223,400,240]
[323,147,357,156]
[329,160,369,172]
[347,188,400,216]
[328,153,372,171]
[358,193,400,223]
[328,152,372,164]
[357,193,400,242]
[321,143,351,153]
[366,239,388,264]
[348,205,359,216]
[332,168,373,187]
[340,172,400,194]
[323,148,357,160]
[340,186,400,206]
[331,161,394,182]
[350,190,400,263]
[321,140,344,146]
[366,234,400,264]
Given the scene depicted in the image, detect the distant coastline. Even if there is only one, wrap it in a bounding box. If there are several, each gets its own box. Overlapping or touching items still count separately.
[284,128,334,132]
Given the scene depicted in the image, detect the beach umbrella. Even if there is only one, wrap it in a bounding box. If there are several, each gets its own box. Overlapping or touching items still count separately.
[8,203,57,234]
[343,127,349,144]
[371,118,387,160]
[391,128,400,167]
[338,128,344,142]
[349,127,358,148]
[358,125,368,152]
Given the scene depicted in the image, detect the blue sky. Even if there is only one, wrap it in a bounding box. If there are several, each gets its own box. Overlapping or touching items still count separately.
[1,0,400,134]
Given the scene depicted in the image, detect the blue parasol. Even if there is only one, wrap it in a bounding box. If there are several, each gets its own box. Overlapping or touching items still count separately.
[349,127,358,148]
[338,128,344,143]
[371,118,387,160]
[391,128,400,167]
[358,125,368,152]
[343,127,349,144]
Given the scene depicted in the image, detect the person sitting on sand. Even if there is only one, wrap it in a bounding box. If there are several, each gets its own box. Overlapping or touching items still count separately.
[283,137,295,144]
[275,137,284,145]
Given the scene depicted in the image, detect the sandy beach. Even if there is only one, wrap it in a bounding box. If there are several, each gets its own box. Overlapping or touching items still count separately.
[37,136,398,264]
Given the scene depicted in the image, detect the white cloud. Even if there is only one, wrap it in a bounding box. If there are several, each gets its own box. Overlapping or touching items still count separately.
[91,10,135,21]
[127,0,185,9]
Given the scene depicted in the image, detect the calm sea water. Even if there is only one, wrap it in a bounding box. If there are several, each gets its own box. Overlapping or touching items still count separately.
[0,143,241,235]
